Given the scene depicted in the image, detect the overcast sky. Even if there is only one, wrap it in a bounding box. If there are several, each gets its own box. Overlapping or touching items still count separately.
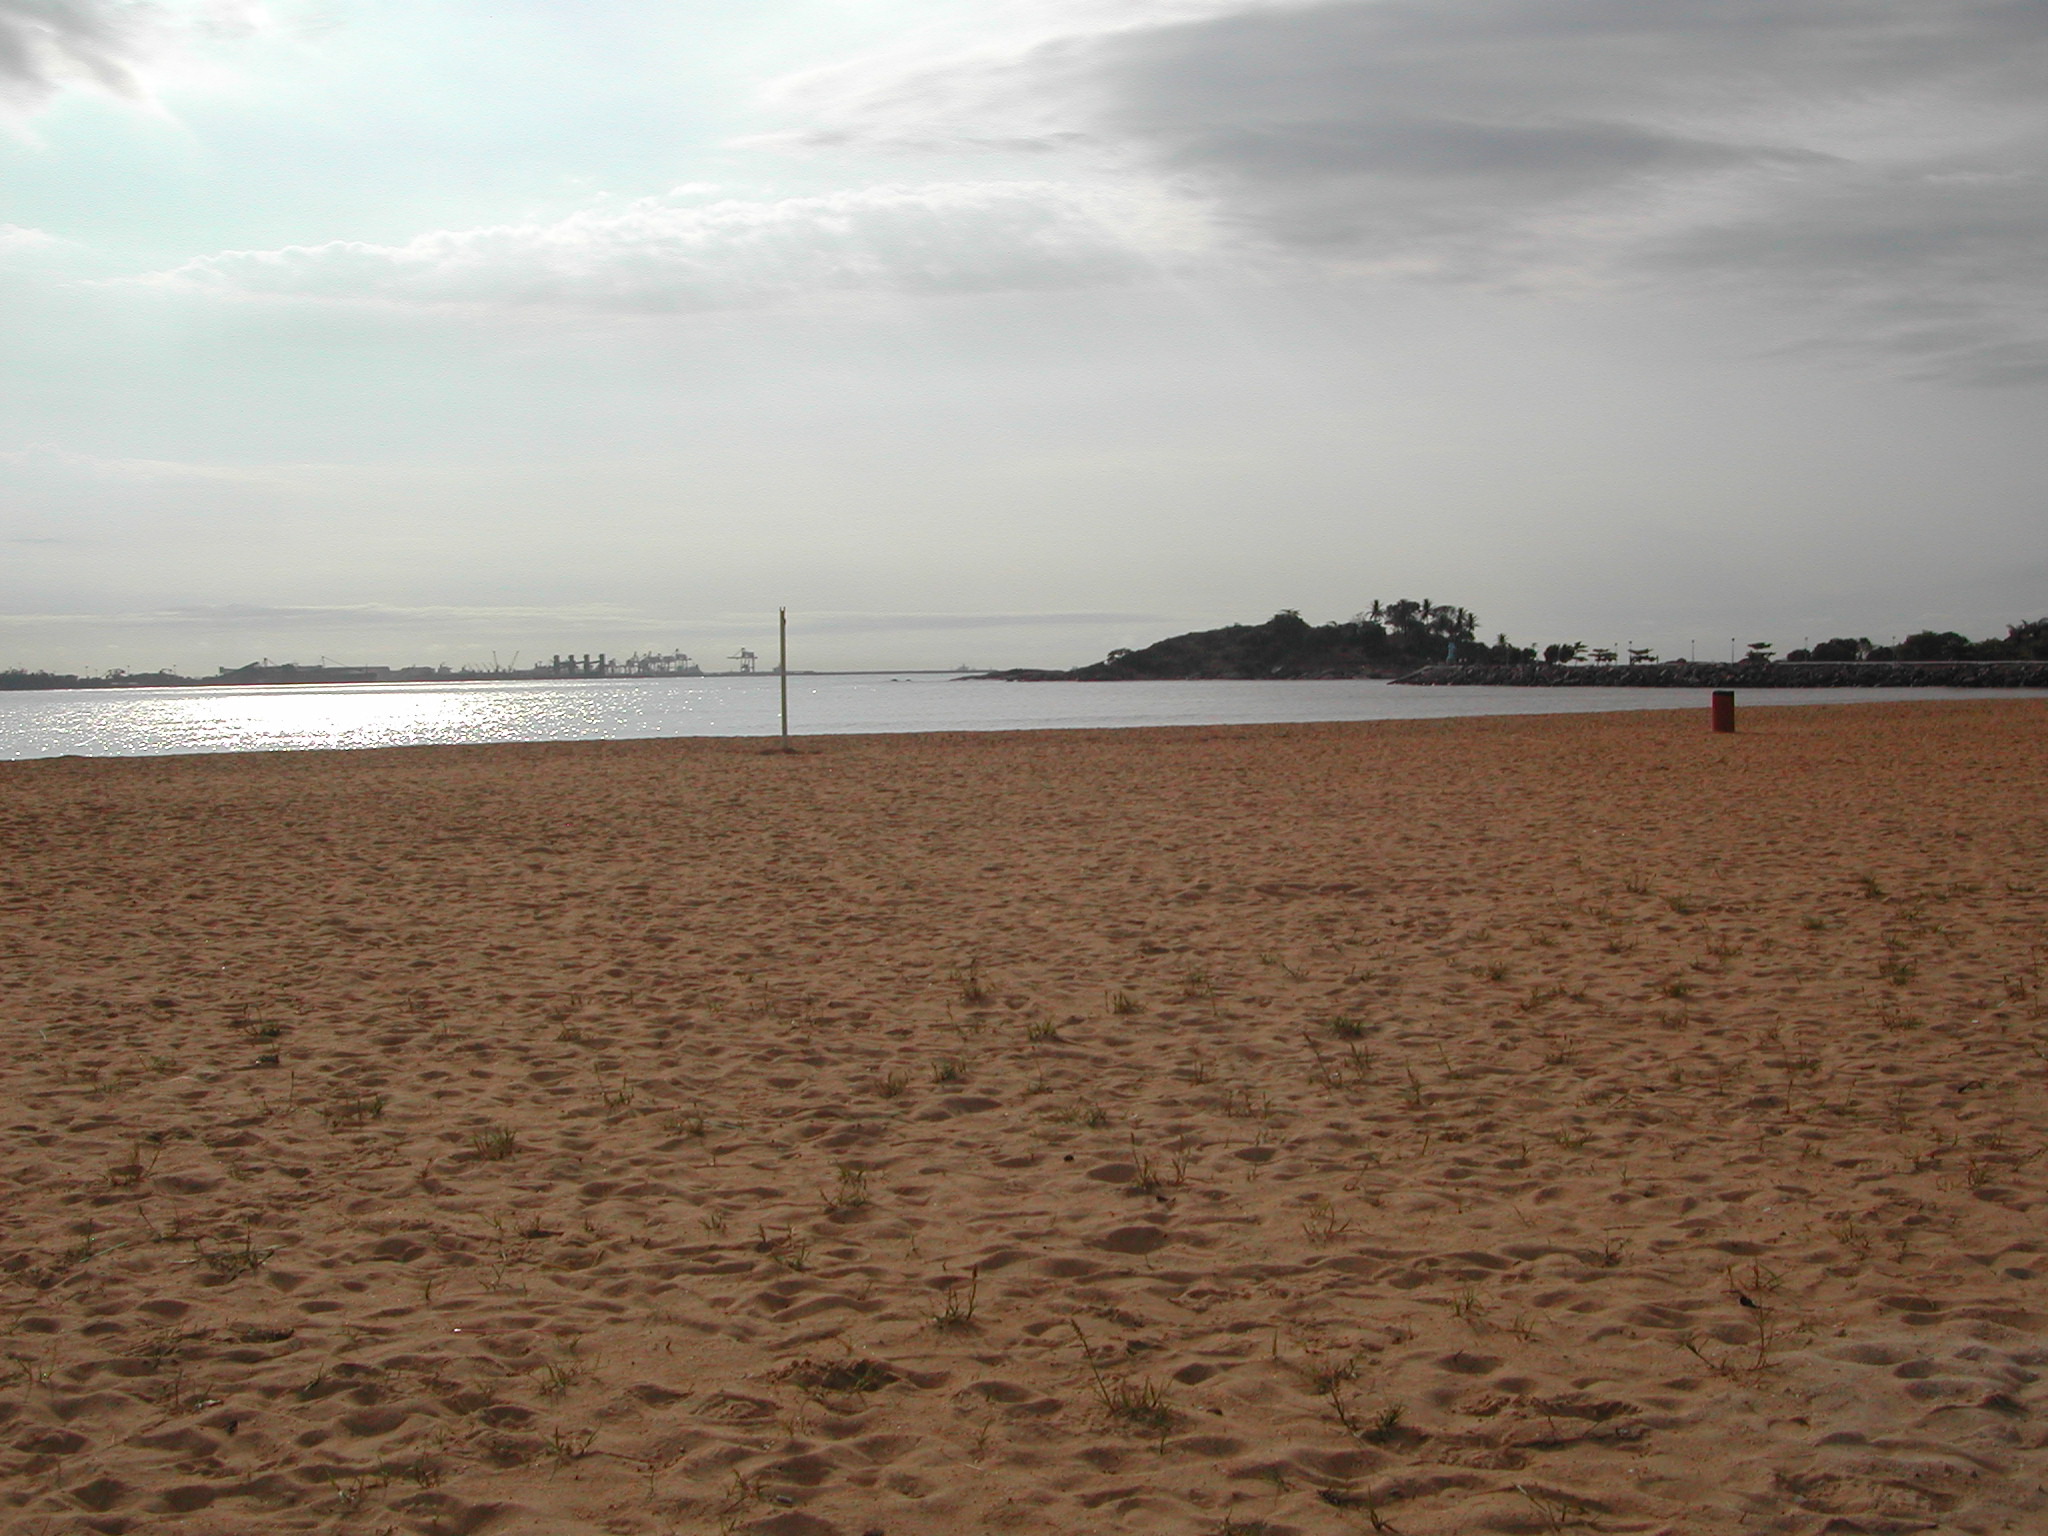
[4,0,2044,673]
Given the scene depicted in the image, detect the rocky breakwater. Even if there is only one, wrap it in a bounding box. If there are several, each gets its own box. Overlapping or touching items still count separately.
[1397,660,2048,688]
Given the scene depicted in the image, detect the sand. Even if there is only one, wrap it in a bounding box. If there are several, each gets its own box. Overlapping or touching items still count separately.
[2,700,2046,1536]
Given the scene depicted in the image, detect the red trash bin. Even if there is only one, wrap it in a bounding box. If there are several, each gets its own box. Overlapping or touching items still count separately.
[1711,690,1735,733]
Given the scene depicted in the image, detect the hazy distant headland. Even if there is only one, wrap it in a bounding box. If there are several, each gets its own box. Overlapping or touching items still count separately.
[982,604,2048,685]
[983,601,1527,681]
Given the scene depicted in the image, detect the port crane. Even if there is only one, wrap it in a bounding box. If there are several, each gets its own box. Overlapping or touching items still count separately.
[730,647,757,674]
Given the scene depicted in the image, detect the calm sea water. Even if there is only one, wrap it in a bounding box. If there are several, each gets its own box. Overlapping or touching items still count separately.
[1,675,2039,760]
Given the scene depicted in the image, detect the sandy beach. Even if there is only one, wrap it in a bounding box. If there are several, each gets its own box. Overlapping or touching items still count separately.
[2,700,2045,1536]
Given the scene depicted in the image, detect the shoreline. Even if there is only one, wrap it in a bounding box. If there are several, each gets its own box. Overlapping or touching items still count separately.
[1398,658,2048,687]
[16,684,2048,765]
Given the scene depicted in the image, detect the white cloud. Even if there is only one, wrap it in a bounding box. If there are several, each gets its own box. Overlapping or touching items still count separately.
[0,222,81,268]
[142,181,1190,312]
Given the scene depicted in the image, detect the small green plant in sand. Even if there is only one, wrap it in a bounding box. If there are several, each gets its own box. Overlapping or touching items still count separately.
[107,1140,159,1188]
[1326,1381,1406,1446]
[470,1125,519,1160]
[662,1108,707,1137]
[1301,1198,1351,1245]
[1108,989,1141,1015]
[931,1265,980,1330]
[1052,1100,1111,1128]
[1026,1016,1062,1042]
[535,1359,581,1397]
[1329,1015,1367,1040]
[878,1068,910,1098]
[823,1165,870,1213]
[1398,1067,1426,1110]
[1070,1319,1172,1437]
[956,959,994,1006]
[328,1471,384,1513]
[754,1226,810,1271]
[930,1057,967,1085]
[1126,1135,1183,1196]
[323,1093,387,1130]
[544,1427,597,1464]
[1219,1085,1273,1120]
[1450,1286,1490,1331]
[196,1227,277,1280]
[1515,1483,1588,1535]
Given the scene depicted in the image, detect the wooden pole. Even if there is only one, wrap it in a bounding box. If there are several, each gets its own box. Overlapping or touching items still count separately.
[779,607,789,747]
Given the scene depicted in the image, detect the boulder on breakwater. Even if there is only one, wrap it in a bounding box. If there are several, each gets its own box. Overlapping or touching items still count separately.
[1395,660,2048,688]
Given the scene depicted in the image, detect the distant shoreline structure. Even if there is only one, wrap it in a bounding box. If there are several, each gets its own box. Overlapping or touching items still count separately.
[1,666,975,693]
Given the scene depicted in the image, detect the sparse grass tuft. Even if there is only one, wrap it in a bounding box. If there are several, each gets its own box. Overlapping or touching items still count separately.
[930,1057,967,1085]
[1301,1197,1352,1245]
[931,1265,980,1330]
[323,1093,387,1130]
[470,1125,518,1160]
[957,960,993,1007]
[196,1227,276,1280]
[1071,1319,1172,1436]
[753,1225,810,1271]
[823,1165,870,1213]
[1109,989,1141,1015]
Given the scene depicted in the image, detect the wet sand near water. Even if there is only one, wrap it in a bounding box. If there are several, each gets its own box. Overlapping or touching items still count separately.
[2,700,2046,1535]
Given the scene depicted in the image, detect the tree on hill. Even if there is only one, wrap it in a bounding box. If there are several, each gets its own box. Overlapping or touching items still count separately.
[1056,602,1531,680]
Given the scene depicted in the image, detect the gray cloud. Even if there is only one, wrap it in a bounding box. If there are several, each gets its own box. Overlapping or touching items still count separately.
[0,0,157,110]
[784,0,2048,379]
[0,603,1161,634]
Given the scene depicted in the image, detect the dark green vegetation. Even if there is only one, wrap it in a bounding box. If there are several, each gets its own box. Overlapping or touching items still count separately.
[989,601,1536,681]
[0,670,192,691]
[1785,618,2048,663]
[990,607,2048,682]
